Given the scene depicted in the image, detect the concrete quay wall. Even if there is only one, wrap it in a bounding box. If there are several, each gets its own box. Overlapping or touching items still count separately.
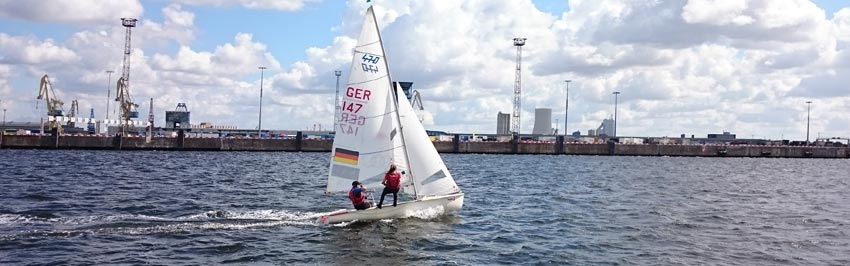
[567,143,611,155]
[0,135,302,151]
[1,134,848,158]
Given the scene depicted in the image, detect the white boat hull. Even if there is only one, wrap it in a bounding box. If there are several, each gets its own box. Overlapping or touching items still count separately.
[318,193,464,224]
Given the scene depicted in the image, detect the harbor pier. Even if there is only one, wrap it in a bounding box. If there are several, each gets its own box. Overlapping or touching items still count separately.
[1,133,848,158]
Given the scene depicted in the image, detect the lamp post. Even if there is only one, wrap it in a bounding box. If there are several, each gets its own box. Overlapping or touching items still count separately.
[564,79,571,136]
[2,108,6,126]
[258,66,267,137]
[806,101,812,145]
[334,70,342,132]
[105,70,114,120]
[613,91,620,137]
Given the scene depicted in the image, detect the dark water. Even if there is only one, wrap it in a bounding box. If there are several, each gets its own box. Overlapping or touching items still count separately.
[1,150,849,265]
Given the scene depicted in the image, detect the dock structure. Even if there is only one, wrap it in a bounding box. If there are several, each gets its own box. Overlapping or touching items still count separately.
[1,133,848,158]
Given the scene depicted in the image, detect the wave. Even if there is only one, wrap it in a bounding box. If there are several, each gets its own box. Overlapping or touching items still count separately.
[0,209,348,240]
[1,206,453,240]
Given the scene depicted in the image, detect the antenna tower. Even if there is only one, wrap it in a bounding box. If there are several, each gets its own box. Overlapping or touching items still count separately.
[512,37,526,135]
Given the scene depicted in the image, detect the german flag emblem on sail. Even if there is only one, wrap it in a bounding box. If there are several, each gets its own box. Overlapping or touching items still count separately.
[333,148,359,165]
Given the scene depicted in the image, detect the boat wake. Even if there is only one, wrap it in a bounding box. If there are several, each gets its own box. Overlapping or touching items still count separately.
[406,205,446,220]
[0,209,344,240]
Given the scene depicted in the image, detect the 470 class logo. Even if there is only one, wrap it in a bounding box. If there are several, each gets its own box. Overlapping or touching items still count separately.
[361,53,381,73]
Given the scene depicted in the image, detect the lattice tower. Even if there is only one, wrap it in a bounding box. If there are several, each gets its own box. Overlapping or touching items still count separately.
[118,18,138,123]
[512,38,526,135]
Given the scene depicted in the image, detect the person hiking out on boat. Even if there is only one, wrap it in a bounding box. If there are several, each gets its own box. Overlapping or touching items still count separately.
[349,181,373,210]
[377,164,402,209]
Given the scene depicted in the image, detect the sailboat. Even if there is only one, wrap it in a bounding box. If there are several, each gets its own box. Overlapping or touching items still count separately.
[318,6,464,224]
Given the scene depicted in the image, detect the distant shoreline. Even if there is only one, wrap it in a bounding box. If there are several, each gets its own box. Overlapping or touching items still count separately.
[2,134,848,159]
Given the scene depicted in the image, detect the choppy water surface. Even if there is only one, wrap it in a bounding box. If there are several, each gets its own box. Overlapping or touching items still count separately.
[1,150,849,265]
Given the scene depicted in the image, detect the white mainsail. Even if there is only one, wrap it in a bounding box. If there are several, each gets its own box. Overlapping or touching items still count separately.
[326,6,409,194]
[325,6,461,208]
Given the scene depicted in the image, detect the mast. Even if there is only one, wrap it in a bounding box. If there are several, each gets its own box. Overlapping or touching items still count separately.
[370,6,419,199]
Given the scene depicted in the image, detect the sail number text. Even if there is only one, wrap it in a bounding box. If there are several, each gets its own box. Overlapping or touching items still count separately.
[339,86,372,136]
[345,87,371,100]
[339,113,366,126]
[361,54,381,73]
[342,101,363,113]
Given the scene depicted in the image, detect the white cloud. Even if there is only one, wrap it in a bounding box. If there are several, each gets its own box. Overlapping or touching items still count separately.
[683,0,753,26]
[579,0,826,49]
[1,0,849,139]
[177,0,320,11]
[0,65,11,96]
[0,34,79,65]
[151,46,213,74]
[0,0,143,25]
[833,8,850,42]
[139,4,197,47]
[214,34,280,71]
[151,33,281,78]
[163,4,194,27]
[0,3,202,126]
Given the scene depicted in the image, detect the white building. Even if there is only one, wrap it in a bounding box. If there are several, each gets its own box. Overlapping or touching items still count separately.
[532,108,553,135]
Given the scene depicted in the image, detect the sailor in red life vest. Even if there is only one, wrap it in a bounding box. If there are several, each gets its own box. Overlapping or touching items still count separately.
[377,164,402,209]
[349,181,373,210]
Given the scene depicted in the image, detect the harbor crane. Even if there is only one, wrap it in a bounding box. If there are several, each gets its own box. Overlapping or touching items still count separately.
[411,90,424,111]
[36,74,65,134]
[37,75,64,116]
[115,77,139,122]
[410,90,427,124]
[115,17,139,132]
[67,99,79,128]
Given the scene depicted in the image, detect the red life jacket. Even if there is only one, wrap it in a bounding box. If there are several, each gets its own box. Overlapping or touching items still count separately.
[349,187,366,206]
[385,173,401,190]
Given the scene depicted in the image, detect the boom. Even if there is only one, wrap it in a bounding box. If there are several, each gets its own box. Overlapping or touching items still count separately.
[36,74,65,134]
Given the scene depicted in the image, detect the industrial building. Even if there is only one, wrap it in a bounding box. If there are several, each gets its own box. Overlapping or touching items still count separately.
[532,108,553,135]
[496,112,510,135]
[588,117,615,137]
[166,103,190,129]
[708,131,736,140]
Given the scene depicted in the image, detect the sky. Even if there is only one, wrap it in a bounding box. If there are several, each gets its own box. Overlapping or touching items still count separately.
[1,0,849,140]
